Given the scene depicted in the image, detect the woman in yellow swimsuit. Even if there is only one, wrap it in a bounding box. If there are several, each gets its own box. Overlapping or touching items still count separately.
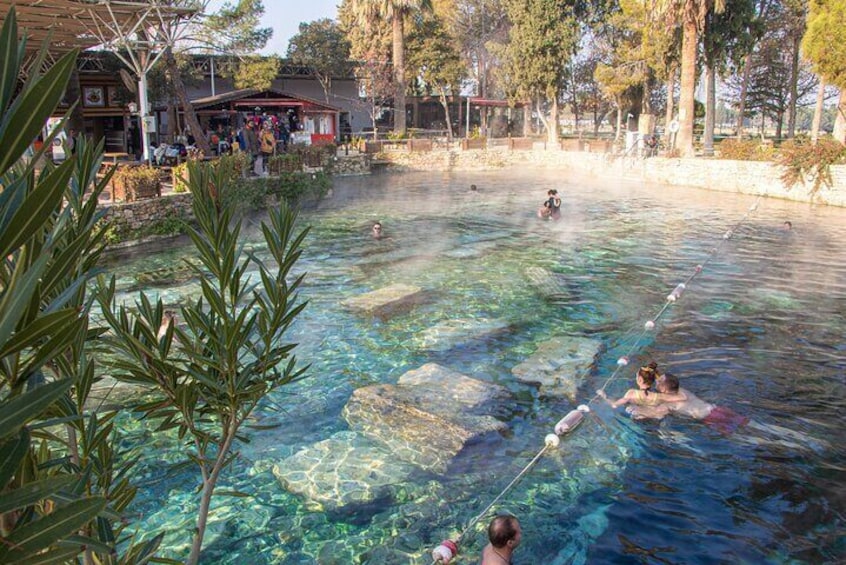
[598,362,686,408]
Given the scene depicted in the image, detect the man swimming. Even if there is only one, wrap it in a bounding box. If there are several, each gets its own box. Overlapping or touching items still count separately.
[598,362,686,409]
[629,373,826,451]
[629,373,749,434]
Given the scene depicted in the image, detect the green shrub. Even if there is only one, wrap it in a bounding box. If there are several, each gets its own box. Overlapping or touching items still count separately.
[222,171,332,215]
[146,210,189,237]
[776,137,846,193]
[268,153,302,174]
[717,138,774,161]
[172,161,189,192]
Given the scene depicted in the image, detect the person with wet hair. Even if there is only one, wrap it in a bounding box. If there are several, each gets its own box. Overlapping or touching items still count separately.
[537,189,562,220]
[631,373,749,433]
[598,362,686,408]
[371,221,384,239]
[481,514,521,564]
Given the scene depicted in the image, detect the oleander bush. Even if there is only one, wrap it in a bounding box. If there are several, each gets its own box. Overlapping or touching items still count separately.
[717,138,775,161]
[776,136,846,193]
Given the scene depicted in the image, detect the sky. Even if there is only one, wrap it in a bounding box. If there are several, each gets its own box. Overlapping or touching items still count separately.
[207,0,340,56]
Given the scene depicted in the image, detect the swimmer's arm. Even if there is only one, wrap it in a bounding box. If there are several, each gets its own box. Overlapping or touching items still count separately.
[653,390,687,403]
[597,389,635,409]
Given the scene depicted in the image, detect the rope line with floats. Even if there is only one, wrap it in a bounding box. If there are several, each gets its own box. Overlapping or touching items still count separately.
[430,196,763,564]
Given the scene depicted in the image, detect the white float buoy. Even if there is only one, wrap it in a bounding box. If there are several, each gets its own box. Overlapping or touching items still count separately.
[554,405,591,435]
[432,540,458,563]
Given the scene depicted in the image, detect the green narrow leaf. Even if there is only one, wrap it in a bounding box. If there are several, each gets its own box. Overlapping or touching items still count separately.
[0,250,51,348]
[8,546,82,565]
[0,7,21,115]
[0,497,106,561]
[58,534,115,556]
[119,532,164,565]
[215,490,252,498]
[0,159,74,259]
[0,428,29,486]
[0,379,73,440]
[0,475,77,515]
[0,48,78,173]
[0,309,78,358]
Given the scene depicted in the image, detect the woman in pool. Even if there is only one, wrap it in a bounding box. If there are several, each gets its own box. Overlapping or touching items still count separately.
[537,190,562,220]
[598,362,686,408]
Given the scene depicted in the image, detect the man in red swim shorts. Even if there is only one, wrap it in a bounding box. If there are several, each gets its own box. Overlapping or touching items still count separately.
[629,373,748,434]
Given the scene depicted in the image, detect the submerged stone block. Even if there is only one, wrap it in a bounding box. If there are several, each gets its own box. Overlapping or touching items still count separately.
[524,266,572,303]
[511,335,602,398]
[415,317,511,352]
[343,364,508,472]
[340,283,426,317]
[273,431,417,512]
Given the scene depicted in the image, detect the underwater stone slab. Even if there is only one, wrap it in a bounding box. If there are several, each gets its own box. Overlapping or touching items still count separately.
[524,266,572,302]
[415,317,511,352]
[396,363,508,409]
[341,283,425,317]
[343,365,508,472]
[511,335,602,399]
[272,431,416,512]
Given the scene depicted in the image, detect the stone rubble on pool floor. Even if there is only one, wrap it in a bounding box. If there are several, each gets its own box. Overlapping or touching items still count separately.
[274,363,510,510]
[340,283,427,318]
[414,317,511,352]
[511,335,603,399]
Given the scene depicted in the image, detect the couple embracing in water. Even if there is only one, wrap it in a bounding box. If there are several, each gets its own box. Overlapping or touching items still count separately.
[537,189,561,220]
[600,363,824,450]
[599,362,749,434]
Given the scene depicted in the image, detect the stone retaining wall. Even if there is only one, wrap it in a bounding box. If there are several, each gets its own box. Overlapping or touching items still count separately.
[332,154,370,176]
[103,193,194,234]
[379,148,846,207]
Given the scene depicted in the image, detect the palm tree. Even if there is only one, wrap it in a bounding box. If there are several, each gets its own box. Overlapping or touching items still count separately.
[665,0,726,156]
[351,0,431,136]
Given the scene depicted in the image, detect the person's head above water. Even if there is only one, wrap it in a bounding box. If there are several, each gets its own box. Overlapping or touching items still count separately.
[637,362,659,388]
[488,514,521,550]
[470,184,478,191]
[783,220,792,230]
[372,221,383,238]
[657,372,680,394]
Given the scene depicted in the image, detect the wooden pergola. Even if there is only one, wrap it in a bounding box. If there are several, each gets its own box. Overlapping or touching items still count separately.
[0,1,198,160]
[1,1,192,55]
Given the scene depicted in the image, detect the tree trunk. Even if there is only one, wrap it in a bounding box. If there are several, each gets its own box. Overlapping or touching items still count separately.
[786,32,800,138]
[834,91,846,143]
[736,53,752,139]
[811,78,825,143]
[440,92,453,140]
[392,15,406,136]
[677,20,698,157]
[775,112,783,139]
[614,99,623,142]
[548,96,559,144]
[664,65,676,144]
[523,105,531,136]
[703,63,716,157]
[165,48,211,155]
[571,62,580,132]
[641,73,653,116]
[535,99,549,136]
[66,64,85,133]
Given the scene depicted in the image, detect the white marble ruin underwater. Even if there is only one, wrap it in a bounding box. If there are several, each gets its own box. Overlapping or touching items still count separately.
[273,282,627,523]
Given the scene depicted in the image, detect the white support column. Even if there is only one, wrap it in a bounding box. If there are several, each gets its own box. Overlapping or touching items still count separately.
[138,71,151,163]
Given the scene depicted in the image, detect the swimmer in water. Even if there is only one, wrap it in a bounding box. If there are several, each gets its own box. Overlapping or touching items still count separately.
[598,362,686,408]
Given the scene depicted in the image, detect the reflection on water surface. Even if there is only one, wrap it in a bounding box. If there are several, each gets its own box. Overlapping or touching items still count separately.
[104,170,846,564]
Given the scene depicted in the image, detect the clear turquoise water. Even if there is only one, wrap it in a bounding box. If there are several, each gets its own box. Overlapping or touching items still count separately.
[103,170,846,564]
